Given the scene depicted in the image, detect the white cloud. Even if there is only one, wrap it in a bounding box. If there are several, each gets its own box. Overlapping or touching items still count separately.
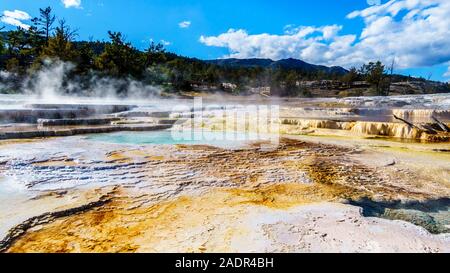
[179,21,191,29]
[200,0,450,71]
[367,0,381,5]
[1,10,31,29]
[161,40,171,46]
[142,38,171,47]
[200,27,356,64]
[3,10,30,20]
[62,0,82,9]
[444,65,450,78]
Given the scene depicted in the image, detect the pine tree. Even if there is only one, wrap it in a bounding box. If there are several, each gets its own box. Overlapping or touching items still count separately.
[95,31,145,79]
[0,26,5,66]
[41,19,77,62]
[360,61,386,95]
[32,7,56,44]
[341,67,359,86]
[145,41,166,66]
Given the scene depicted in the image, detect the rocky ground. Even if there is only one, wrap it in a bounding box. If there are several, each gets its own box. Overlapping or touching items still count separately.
[0,94,449,253]
[0,135,448,253]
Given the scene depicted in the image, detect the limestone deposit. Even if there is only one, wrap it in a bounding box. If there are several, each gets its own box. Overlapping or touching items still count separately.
[0,94,449,253]
[0,136,449,253]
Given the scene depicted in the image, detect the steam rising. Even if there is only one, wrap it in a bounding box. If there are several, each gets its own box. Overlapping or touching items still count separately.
[0,71,16,92]
[24,60,73,102]
[1,59,163,103]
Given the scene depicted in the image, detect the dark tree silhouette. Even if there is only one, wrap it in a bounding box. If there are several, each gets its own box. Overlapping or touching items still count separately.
[41,19,77,61]
[32,7,56,44]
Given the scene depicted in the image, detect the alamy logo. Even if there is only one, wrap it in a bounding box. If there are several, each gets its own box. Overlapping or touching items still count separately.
[171,98,280,149]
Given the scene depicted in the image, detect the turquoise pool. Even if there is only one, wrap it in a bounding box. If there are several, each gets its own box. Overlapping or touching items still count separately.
[86,130,273,148]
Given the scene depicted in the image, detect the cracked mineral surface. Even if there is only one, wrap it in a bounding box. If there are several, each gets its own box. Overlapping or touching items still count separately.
[0,133,449,253]
[0,94,449,253]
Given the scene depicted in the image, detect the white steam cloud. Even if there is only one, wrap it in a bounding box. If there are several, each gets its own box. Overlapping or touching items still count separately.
[23,61,74,102]
[1,60,163,102]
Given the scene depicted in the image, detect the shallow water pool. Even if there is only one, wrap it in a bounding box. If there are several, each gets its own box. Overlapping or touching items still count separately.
[86,130,276,148]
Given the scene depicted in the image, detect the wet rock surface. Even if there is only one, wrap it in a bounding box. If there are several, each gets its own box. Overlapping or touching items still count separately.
[37,118,120,126]
[0,104,136,123]
[0,94,449,253]
[0,125,172,140]
[0,136,448,253]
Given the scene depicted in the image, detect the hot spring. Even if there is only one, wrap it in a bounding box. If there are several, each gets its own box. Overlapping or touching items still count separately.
[86,129,275,149]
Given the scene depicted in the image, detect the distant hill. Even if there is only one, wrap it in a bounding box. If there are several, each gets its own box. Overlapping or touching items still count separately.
[206,58,274,68]
[206,58,349,75]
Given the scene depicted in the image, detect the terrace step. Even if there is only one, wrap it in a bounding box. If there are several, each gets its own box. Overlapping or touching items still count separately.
[114,111,172,118]
[38,118,121,127]
[0,125,172,140]
[0,109,90,123]
[157,119,181,125]
[24,104,136,113]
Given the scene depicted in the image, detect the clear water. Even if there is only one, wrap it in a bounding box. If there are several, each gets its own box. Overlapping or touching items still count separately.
[86,130,274,148]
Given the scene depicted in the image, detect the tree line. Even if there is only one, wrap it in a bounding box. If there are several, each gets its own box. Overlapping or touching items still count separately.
[0,7,446,97]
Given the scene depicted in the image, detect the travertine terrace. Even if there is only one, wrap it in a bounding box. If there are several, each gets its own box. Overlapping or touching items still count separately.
[0,94,449,253]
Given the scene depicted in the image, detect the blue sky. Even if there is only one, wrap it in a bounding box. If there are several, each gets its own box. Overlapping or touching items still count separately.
[1,0,450,82]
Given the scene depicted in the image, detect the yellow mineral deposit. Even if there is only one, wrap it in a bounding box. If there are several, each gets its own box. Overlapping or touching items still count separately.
[0,95,449,253]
